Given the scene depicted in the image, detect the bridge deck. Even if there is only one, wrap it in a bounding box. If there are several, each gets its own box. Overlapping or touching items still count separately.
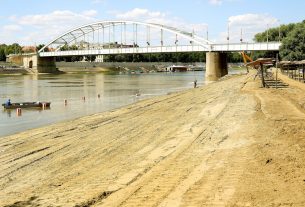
[39,42,281,57]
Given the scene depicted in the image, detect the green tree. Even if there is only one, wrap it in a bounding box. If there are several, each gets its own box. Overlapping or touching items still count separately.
[60,44,69,51]
[5,43,22,55]
[36,44,45,52]
[280,22,305,60]
[253,20,305,60]
[71,56,82,62]
[254,23,294,43]
[227,52,243,63]
[0,47,6,61]
[0,43,23,61]
[253,24,293,60]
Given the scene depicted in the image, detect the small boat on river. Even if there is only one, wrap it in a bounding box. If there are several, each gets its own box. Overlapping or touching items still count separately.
[2,102,51,109]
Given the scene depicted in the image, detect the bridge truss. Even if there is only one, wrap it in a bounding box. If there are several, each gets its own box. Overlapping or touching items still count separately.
[38,20,280,57]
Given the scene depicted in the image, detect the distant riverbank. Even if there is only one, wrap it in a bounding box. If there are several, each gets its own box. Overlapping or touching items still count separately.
[1,61,246,74]
[0,61,204,74]
[56,61,205,73]
[0,68,27,74]
[0,61,27,74]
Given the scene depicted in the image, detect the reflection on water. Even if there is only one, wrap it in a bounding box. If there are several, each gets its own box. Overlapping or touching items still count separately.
[0,71,204,137]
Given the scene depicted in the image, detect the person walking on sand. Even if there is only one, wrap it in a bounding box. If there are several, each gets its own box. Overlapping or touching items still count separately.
[194,80,197,88]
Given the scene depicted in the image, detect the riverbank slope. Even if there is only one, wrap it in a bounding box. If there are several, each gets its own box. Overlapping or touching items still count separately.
[1,71,305,206]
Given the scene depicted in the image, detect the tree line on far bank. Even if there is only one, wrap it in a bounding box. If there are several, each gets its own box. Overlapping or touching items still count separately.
[0,44,22,61]
[0,44,45,61]
[54,52,243,63]
[2,20,305,62]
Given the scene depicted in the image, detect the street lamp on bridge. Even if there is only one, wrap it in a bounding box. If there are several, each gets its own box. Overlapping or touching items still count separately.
[227,20,230,43]
[267,24,269,43]
[278,20,281,42]
[205,25,209,41]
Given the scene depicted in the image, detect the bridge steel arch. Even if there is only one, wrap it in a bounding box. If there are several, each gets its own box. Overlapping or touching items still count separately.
[38,20,213,53]
[27,20,281,79]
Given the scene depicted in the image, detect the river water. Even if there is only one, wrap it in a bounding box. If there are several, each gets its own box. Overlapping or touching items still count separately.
[0,71,205,137]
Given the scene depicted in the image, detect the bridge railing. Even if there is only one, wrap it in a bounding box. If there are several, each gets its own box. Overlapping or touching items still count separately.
[39,42,281,57]
[39,45,208,57]
[211,42,281,52]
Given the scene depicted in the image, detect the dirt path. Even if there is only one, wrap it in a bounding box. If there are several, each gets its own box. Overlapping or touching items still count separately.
[1,72,305,206]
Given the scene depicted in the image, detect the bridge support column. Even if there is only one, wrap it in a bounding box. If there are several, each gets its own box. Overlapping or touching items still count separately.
[23,54,57,73]
[36,56,57,73]
[8,54,57,73]
[205,52,228,81]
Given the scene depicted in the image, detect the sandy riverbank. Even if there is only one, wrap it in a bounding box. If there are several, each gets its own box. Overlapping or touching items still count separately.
[1,71,305,206]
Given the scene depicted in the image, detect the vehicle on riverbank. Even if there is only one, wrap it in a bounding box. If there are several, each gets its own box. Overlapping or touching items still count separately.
[2,102,51,109]
[188,65,205,71]
[166,65,188,72]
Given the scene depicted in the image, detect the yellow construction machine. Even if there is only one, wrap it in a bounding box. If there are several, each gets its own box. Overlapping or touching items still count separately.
[240,51,253,65]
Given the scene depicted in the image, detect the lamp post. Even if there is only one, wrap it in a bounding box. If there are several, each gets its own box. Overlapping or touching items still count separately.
[267,24,269,43]
[206,25,209,41]
[240,28,243,43]
[278,21,281,42]
[227,20,230,43]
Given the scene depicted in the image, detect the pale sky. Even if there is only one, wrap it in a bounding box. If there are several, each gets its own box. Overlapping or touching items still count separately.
[0,0,304,45]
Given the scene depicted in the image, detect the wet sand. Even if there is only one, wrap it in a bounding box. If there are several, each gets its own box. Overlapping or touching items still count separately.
[1,71,305,206]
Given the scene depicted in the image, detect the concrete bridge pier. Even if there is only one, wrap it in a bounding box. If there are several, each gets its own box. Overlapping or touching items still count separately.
[205,52,228,81]
[8,54,57,73]
[23,54,57,73]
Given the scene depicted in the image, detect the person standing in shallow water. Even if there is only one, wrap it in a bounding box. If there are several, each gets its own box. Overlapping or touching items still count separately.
[5,99,11,106]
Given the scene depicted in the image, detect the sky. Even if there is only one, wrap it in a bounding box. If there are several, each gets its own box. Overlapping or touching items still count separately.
[0,0,305,46]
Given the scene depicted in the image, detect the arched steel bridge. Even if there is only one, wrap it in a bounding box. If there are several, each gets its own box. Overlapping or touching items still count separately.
[38,20,281,57]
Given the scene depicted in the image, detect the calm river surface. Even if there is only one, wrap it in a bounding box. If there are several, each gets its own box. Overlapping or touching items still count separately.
[0,71,205,137]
